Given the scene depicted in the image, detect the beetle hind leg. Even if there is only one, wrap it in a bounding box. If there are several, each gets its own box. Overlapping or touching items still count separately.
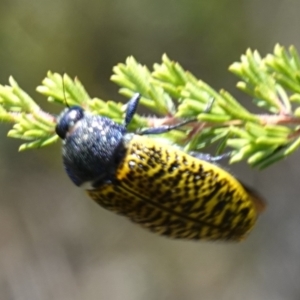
[188,151,231,163]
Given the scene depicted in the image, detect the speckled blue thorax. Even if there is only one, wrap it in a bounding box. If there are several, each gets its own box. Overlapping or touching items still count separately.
[56,106,127,187]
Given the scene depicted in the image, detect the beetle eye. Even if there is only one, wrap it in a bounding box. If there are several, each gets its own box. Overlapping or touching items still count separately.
[56,106,84,139]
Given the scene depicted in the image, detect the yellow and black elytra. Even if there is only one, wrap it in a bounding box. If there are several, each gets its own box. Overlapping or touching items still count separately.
[56,94,265,241]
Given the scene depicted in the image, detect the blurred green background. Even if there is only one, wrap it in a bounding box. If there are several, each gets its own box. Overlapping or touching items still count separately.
[1,1,300,299]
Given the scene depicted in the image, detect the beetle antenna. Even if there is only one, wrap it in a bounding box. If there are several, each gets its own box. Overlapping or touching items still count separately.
[62,74,70,108]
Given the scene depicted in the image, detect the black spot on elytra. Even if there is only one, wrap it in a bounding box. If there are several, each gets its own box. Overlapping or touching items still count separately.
[210,200,227,216]
[151,168,166,180]
[221,209,234,227]
[182,200,195,213]
[240,207,250,217]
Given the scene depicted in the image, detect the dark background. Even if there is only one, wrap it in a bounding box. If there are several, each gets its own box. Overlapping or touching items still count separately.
[0,1,300,299]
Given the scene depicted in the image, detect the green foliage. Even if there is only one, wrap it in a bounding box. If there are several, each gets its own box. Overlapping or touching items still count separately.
[1,44,300,169]
[0,76,58,150]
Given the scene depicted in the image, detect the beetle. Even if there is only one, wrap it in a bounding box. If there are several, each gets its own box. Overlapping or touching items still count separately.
[55,93,265,241]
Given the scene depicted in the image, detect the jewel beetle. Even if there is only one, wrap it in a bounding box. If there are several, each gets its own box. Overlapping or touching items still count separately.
[56,93,265,241]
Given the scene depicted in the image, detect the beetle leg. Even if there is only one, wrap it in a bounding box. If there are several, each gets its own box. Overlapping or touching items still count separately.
[137,97,214,135]
[124,93,141,127]
[188,151,231,163]
[138,119,197,135]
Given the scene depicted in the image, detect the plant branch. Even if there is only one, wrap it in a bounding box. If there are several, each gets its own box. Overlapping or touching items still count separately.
[0,44,300,169]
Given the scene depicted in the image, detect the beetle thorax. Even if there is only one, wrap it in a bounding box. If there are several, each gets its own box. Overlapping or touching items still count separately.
[62,114,127,187]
